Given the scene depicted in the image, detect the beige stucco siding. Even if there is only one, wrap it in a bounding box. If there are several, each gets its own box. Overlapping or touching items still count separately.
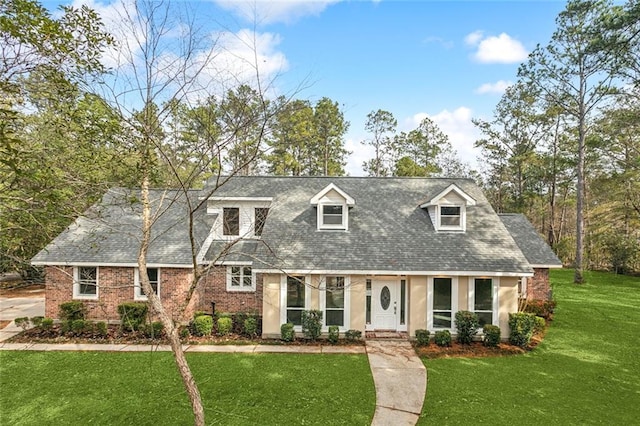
[499,277,519,338]
[458,277,469,311]
[310,276,320,310]
[408,276,427,335]
[261,274,281,337]
[350,275,366,332]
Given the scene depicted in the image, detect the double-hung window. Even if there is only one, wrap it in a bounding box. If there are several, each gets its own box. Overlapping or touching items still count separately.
[439,206,462,228]
[135,268,160,300]
[325,276,345,327]
[223,207,240,236]
[471,278,497,326]
[285,276,306,326]
[432,277,453,328]
[227,266,255,291]
[74,266,98,299]
[322,205,344,227]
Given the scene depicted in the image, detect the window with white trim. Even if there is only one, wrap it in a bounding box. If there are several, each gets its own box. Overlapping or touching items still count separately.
[432,277,453,328]
[285,275,306,326]
[254,207,269,237]
[223,207,240,236]
[324,276,346,327]
[226,266,255,291]
[135,267,159,300]
[471,278,498,327]
[438,205,464,230]
[74,266,98,299]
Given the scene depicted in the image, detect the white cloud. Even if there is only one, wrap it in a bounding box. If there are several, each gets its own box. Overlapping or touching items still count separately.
[475,80,513,95]
[465,31,529,64]
[424,107,481,169]
[214,0,341,25]
[423,36,454,49]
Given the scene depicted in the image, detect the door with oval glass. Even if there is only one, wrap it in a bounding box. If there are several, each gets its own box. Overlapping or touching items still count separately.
[372,280,398,330]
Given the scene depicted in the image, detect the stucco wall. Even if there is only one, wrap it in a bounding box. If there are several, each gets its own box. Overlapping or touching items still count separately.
[261,274,281,338]
[408,276,427,336]
[350,275,366,332]
[499,277,519,338]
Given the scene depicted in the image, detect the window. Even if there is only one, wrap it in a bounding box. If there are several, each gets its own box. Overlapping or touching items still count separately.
[74,266,98,299]
[135,268,159,300]
[322,205,343,226]
[325,277,345,327]
[433,277,453,328]
[286,276,306,326]
[440,206,461,227]
[254,207,269,236]
[227,266,255,291]
[400,279,406,326]
[472,278,497,326]
[223,207,240,236]
[365,279,372,325]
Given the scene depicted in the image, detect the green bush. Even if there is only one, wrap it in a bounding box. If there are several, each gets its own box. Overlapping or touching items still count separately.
[71,319,88,335]
[243,317,258,338]
[328,326,339,344]
[141,321,164,339]
[193,311,207,318]
[217,317,233,336]
[454,310,480,344]
[192,315,213,336]
[523,300,557,320]
[96,321,108,337]
[117,302,148,332]
[281,323,295,342]
[59,301,86,321]
[415,329,430,346]
[41,318,54,330]
[30,316,44,327]
[509,312,536,348]
[345,329,362,342]
[434,330,452,347]
[180,327,190,339]
[483,324,501,347]
[301,310,323,341]
[533,316,546,335]
[14,317,30,330]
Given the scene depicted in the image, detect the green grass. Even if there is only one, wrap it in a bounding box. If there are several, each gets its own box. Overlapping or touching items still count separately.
[0,352,374,425]
[419,269,640,425]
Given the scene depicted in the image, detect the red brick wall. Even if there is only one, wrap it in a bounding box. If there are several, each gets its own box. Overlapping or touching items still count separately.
[43,265,262,322]
[528,268,552,300]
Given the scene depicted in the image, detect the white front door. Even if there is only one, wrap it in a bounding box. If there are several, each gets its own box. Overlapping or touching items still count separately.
[372,280,398,330]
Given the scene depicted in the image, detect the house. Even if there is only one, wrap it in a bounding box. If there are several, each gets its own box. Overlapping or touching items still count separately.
[31,176,562,339]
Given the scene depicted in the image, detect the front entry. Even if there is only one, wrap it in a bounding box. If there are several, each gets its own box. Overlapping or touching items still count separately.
[372,280,399,330]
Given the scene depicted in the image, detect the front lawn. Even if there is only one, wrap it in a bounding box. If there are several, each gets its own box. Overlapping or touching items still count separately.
[419,269,640,425]
[0,352,374,425]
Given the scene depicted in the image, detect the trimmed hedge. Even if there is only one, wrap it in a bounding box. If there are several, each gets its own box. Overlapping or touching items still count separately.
[281,323,295,342]
[434,330,452,347]
[509,312,536,348]
[483,324,501,347]
[415,329,430,346]
[454,310,479,344]
[117,302,148,332]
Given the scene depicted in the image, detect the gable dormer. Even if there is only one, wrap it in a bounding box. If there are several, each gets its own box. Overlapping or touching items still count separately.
[420,184,476,232]
[206,196,273,240]
[310,183,355,231]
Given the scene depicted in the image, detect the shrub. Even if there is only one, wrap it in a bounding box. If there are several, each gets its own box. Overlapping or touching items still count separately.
[301,310,323,341]
[117,302,148,332]
[243,317,258,338]
[328,326,339,344]
[141,321,164,339]
[415,329,430,346]
[96,321,108,337]
[180,327,190,339]
[455,310,480,344]
[71,319,88,335]
[41,318,54,330]
[193,311,207,318]
[434,330,452,347]
[509,312,536,348]
[345,329,362,342]
[281,323,295,342]
[59,301,86,321]
[483,324,501,347]
[217,317,233,336]
[14,317,30,330]
[30,316,44,327]
[533,316,546,335]
[192,315,213,336]
[523,299,557,320]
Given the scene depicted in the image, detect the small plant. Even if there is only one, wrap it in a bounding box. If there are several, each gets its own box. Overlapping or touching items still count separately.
[509,312,536,348]
[71,319,88,335]
[179,327,190,339]
[217,317,233,336]
[59,301,86,321]
[328,326,339,344]
[281,323,295,342]
[141,321,164,339]
[415,329,430,346]
[14,317,30,330]
[523,299,557,320]
[482,324,501,347]
[345,329,362,342]
[96,321,108,337]
[41,318,54,330]
[455,310,480,344]
[533,316,546,335]
[192,315,213,336]
[434,330,452,347]
[243,317,258,338]
[30,316,44,327]
[301,310,323,341]
[117,302,148,332]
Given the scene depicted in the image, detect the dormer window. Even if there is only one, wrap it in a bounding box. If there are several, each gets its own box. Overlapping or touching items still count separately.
[420,183,476,233]
[439,206,462,228]
[223,207,240,236]
[310,183,355,231]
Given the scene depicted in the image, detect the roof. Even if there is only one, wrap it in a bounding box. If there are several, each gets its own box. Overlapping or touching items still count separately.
[203,176,533,275]
[498,214,563,268]
[32,188,212,267]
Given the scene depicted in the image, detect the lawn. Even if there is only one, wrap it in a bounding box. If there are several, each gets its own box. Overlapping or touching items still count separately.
[0,352,374,425]
[419,269,640,425]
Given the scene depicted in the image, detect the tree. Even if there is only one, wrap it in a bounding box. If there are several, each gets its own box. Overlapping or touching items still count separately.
[397,117,448,176]
[312,97,349,176]
[361,109,396,176]
[519,0,619,283]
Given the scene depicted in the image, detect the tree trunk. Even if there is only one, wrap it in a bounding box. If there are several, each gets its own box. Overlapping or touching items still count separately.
[574,111,586,284]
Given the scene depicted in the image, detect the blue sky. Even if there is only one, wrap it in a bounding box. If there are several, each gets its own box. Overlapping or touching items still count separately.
[50,0,568,175]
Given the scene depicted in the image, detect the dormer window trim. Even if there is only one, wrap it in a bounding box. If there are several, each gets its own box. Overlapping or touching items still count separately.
[437,204,466,232]
[420,183,475,233]
[310,183,355,231]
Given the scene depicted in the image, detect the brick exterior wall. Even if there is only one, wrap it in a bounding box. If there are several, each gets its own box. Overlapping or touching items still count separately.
[528,268,552,300]
[43,265,263,322]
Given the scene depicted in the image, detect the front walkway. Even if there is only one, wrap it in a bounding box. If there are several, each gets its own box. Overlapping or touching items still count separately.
[366,340,427,426]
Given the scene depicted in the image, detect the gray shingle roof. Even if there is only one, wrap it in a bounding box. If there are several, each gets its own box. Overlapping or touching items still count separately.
[204,176,533,274]
[498,213,562,267]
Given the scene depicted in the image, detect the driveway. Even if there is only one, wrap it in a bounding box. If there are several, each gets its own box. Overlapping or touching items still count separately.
[0,290,45,342]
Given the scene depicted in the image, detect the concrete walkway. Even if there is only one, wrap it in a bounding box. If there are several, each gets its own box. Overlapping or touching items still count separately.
[366,340,427,426]
[0,296,45,342]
